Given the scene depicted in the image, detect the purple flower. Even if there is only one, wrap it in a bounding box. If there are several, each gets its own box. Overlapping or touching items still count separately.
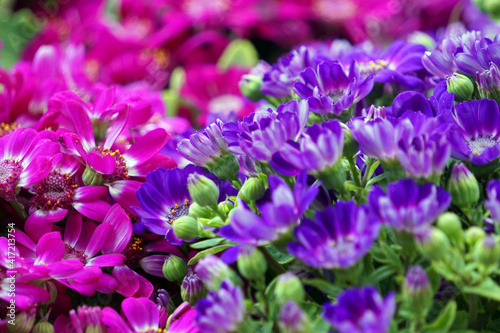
[271,119,344,177]
[279,301,311,333]
[219,171,320,246]
[349,117,398,163]
[287,201,380,269]
[446,99,500,165]
[477,62,500,103]
[368,178,451,235]
[294,60,374,115]
[323,286,396,333]
[195,279,246,333]
[486,180,500,222]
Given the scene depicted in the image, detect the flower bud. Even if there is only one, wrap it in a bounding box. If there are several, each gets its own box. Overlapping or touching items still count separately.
[82,165,104,186]
[402,266,433,315]
[206,150,240,181]
[477,62,500,104]
[465,226,486,246]
[473,235,500,266]
[416,228,451,261]
[196,254,242,290]
[187,173,219,207]
[446,73,474,102]
[239,177,266,202]
[181,273,207,305]
[162,255,188,282]
[33,321,55,333]
[279,301,311,333]
[274,273,305,304]
[189,202,213,219]
[218,200,234,215]
[155,289,175,314]
[448,163,479,208]
[240,74,265,102]
[9,311,35,333]
[237,246,268,281]
[173,216,199,241]
[437,212,464,249]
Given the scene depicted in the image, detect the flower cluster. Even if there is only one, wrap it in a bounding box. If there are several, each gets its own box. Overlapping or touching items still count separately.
[4,1,500,333]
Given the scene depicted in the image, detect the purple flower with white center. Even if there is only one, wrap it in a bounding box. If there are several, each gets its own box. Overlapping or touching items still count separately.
[177,119,229,167]
[223,106,307,162]
[322,286,396,333]
[348,40,426,90]
[396,112,451,180]
[0,127,59,201]
[271,119,344,177]
[288,201,380,269]
[195,279,246,333]
[219,171,320,246]
[446,99,500,165]
[294,60,374,115]
[368,178,451,235]
[485,180,500,222]
[349,117,398,163]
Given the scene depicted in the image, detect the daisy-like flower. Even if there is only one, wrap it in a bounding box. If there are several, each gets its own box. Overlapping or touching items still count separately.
[287,201,380,269]
[0,127,59,201]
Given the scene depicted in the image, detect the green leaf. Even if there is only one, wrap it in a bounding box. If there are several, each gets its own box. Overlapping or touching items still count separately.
[426,267,441,295]
[302,279,342,297]
[380,242,404,274]
[217,39,258,70]
[366,173,386,187]
[264,245,294,265]
[366,160,381,180]
[367,265,395,284]
[189,238,226,249]
[423,300,457,332]
[187,244,234,265]
[463,277,500,301]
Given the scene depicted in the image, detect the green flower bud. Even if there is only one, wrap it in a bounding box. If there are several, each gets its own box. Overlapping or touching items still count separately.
[196,254,242,290]
[239,177,266,202]
[82,165,105,186]
[8,311,35,333]
[173,216,199,241]
[218,200,234,215]
[278,301,312,333]
[437,212,464,249]
[465,226,486,246]
[402,266,433,315]
[274,273,305,305]
[448,163,479,207]
[33,321,55,333]
[240,74,265,102]
[206,150,240,181]
[417,228,451,261]
[342,125,359,158]
[480,0,500,18]
[187,173,219,207]
[189,202,213,219]
[181,273,207,306]
[446,73,474,102]
[237,246,268,281]
[316,161,346,192]
[473,235,500,266]
[162,255,188,282]
[407,31,436,50]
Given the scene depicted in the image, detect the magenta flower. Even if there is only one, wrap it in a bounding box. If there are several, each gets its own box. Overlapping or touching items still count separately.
[0,127,59,201]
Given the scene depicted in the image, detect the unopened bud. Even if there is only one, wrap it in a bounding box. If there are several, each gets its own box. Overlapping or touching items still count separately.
[447,73,474,102]
[237,246,267,281]
[188,173,219,207]
[274,273,305,304]
[162,255,188,282]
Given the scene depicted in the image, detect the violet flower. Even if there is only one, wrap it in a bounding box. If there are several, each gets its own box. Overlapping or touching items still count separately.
[288,200,380,269]
[368,178,451,235]
[486,180,500,222]
[323,286,396,333]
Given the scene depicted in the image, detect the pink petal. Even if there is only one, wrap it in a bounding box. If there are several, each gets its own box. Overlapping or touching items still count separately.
[35,232,65,265]
[87,152,116,174]
[87,254,125,267]
[103,106,129,148]
[73,185,109,202]
[124,128,169,167]
[73,200,111,222]
[108,180,141,214]
[122,298,159,332]
[95,273,119,294]
[66,99,95,151]
[146,239,185,259]
[18,156,54,187]
[139,255,166,278]
[128,153,176,177]
[85,223,112,258]
[102,308,133,333]
[93,87,116,115]
[63,211,82,247]
[102,204,132,254]
[133,272,154,298]
[113,265,139,297]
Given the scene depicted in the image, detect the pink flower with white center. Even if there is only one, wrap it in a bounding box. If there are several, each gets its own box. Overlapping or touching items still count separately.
[62,98,175,213]
[2,205,131,296]
[25,153,111,241]
[0,127,59,201]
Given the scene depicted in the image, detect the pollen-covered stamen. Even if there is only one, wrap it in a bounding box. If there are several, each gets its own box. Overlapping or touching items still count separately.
[31,170,77,211]
[359,60,388,76]
[167,199,191,224]
[0,158,23,201]
[0,122,20,137]
[122,236,147,268]
[467,136,497,156]
[62,243,87,265]
[90,146,129,183]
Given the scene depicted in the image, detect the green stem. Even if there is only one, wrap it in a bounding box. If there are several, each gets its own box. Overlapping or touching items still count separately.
[468,294,478,330]
[347,156,361,187]
[10,199,27,221]
[361,158,375,188]
[260,247,286,275]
